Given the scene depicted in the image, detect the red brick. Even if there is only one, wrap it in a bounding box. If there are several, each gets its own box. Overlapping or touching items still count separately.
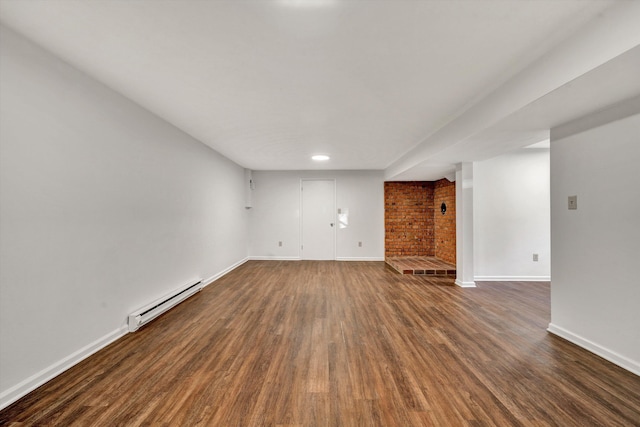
[384,179,456,264]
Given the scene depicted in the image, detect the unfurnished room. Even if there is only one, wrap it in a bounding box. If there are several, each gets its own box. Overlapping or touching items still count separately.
[0,1,639,425]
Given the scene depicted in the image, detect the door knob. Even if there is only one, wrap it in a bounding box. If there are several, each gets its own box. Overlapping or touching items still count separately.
[330,223,334,227]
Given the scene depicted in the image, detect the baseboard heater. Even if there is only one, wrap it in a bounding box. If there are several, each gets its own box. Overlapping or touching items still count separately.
[128,279,203,332]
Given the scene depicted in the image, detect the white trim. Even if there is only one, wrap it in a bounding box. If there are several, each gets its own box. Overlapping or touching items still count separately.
[202,257,250,286]
[474,276,551,282]
[547,323,640,377]
[0,326,128,410]
[455,279,477,288]
[250,256,384,262]
[248,256,301,261]
[0,256,251,411]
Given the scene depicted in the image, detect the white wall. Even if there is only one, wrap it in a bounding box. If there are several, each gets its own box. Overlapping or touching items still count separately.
[549,107,640,375]
[0,26,249,407]
[249,170,384,260]
[455,162,476,287]
[474,148,551,281]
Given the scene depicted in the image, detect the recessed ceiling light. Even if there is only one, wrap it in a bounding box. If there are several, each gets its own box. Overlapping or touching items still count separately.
[279,0,337,7]
[312,154,330,161]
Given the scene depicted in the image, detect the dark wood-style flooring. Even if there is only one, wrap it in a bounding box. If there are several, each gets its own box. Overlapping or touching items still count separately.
[1,261,639,426]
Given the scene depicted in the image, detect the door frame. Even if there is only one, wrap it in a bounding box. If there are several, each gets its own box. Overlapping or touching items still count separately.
[300,178,337,260]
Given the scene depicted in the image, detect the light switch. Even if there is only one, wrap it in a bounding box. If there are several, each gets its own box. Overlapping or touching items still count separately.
[568,195,577,210]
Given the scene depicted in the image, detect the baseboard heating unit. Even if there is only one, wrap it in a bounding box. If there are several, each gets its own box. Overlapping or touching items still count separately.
[128,279,203,332]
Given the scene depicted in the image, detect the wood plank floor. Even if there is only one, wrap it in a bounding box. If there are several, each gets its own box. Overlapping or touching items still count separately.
[2,261,639,426]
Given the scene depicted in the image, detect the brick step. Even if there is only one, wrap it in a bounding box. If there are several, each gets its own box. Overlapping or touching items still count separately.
[386,256,456,276]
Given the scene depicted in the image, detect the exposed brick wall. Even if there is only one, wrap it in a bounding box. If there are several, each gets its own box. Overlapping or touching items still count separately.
[384,179,456,264]
[384,182,434,257]
[434,179,456,264]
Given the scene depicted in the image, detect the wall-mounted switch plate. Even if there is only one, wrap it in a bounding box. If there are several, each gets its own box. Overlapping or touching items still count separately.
[358,241,362,247]
[568,195,577,210]
[533,253,539,262]
[278,241,282,247]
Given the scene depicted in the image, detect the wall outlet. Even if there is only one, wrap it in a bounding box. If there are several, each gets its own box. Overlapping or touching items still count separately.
[568,195,577,210]
[358,241,362,247]
[533,253,539,262]
[278,241,282,247]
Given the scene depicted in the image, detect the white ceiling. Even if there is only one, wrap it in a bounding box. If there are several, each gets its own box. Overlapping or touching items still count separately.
[1,0,638,179]
[392,44,640,180]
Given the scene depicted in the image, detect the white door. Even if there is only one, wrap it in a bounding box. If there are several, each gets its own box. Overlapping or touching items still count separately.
[301,179,335,260]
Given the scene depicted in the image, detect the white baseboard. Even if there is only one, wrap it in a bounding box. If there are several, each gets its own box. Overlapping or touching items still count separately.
[203,256,250,286]
[475,276,551,282]
[0,325,129,411]
[455,279,477,288]
[0,256,252,411]
[249,256,384,262]
[547,323,640,376]
[248,256,301,261]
